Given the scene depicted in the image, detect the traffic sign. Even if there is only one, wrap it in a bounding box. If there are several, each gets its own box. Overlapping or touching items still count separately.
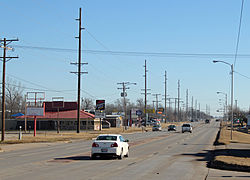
[95,111,106,118]
[136,110,143,116]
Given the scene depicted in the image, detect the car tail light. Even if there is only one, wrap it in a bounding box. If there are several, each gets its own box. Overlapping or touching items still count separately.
[92,142,99,147]
[111,142,118,147]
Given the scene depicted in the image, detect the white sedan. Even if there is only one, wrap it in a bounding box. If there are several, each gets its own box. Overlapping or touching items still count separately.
[91,134,129,159]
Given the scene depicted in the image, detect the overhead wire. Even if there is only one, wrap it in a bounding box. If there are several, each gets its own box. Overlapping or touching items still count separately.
[234,0,245,68]
[12,45,250,59]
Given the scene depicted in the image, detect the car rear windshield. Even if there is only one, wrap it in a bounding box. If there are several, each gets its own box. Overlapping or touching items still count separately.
[153,125,161,127]
[96,136,117,141]
[182,124,190,127]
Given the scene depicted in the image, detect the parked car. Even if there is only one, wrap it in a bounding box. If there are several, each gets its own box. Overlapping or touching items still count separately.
[152,124,162,131]
[168,125,177,131]
[182,123,192,133]
[91,134,129,159]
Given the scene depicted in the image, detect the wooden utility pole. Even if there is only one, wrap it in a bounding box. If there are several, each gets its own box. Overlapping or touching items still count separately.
[71,8,88,133]
[186,89,188,121]
[164,71,167,123]
[141,60,150,126]
[0,38,18,141]
[117,82,136,127]
[177,80,180,121]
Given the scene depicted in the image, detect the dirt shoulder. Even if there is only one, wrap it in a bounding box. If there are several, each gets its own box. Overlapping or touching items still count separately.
[0,122,187,152]
[210,124,250,172]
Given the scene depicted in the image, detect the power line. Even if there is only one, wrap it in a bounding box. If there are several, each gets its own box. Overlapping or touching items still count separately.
[234,71,250,80]
[12,45,250,58]
[85,29,111,52]
[234,0,245,68]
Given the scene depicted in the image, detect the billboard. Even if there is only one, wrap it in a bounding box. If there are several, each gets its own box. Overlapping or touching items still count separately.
[96,100,105,110]
[26,107,44,116]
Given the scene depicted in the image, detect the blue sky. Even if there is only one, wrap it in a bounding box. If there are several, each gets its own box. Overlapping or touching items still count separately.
[1,0,250,116]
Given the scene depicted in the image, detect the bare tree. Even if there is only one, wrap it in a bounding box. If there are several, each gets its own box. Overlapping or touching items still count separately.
[81,97,94,110]
[136,98,144,110]
[4,78,25,118]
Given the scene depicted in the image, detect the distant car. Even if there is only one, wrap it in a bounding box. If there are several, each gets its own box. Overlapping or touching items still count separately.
[205,119,210,124]
[152,124,162,131]
[182,123,192,133]
[168,125,177,131]
[190,119,194,122]
[91,134,129,159]
[215,119,220,122]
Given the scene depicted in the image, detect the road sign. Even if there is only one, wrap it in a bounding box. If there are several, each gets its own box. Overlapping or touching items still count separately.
[144,109,155,113]
[26,107,44,116]
[96,100,105,110]
[136,110,143,116]
[95,111,106,118]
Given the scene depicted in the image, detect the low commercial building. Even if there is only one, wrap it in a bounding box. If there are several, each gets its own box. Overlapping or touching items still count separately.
[17,102,97,131]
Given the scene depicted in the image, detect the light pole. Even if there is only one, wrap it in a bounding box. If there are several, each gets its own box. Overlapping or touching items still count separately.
[217,92,228,122]
[213,60,234,140]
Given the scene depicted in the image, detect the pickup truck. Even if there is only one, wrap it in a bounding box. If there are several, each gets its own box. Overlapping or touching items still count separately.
[182,123,192,133]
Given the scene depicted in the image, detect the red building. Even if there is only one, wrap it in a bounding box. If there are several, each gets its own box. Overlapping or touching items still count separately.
[17,102,97,130]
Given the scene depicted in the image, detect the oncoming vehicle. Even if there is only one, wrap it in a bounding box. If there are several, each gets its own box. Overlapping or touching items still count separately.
[91,134,129,159]
[205,119,210,124]
[152,124,162,131]
[182,123,192,133]
[168,125,177,131]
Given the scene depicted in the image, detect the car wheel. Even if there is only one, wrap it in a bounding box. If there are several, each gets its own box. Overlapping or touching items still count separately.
[91,155,97,160]
[118,149,124,160]
[124,150,129,157]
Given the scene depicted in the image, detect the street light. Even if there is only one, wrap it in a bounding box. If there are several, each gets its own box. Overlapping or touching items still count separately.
[217,91,228,122]
[213,60,234,140]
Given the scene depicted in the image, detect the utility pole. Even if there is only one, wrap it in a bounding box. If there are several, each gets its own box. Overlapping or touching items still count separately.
[118,82,136,126]
[195,99,197,120]
[186,89,188,121]
[152,93,161,117]
[177,80,180,121]
[235,100,238,120]
[141,60,150,126]
[164,71,167,123]
[70,8,88,133]
[167,98,177,122]
[199,103,201,120]
[0,38,18,141]
[191,96,194,120]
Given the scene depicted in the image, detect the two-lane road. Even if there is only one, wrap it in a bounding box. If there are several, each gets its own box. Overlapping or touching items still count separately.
[1,122,220,180]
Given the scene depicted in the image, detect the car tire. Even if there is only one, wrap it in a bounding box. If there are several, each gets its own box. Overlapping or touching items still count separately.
[124,150,129,157]
[118,149,124,160]
[91,155,97,160]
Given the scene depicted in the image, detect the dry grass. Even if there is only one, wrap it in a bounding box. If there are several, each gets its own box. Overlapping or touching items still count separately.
[218,126,250,145]
[215,156,250,167]
[212,125,250,171]
[0,126,151,144]
[0,122,183,145]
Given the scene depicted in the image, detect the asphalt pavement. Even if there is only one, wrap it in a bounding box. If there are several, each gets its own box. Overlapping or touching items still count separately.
[1,121,250,180]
